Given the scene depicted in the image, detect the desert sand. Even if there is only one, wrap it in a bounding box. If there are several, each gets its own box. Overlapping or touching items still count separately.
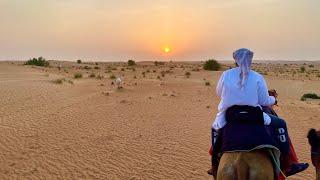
[0,60,319,179]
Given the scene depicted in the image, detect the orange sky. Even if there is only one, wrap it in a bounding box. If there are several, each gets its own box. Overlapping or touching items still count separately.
[0,0,319,61]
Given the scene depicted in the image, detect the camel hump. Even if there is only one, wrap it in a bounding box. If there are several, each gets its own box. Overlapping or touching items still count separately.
[218,150,274,180]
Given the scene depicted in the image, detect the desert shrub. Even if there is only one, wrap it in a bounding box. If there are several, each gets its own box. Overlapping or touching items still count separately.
[95,62,99,65]
[154,61,165,66]
[94,66,100,70]
[84,66,91,70]
[53,78,64,84]
[205,81,210,86]
[110,74,116,79]
[146,69,150,73]
[121,68,125,71]
[96,74,104,80]
[300,66,306,73]
[77,59,82,64]
[128,60,136,66]
[89,73,96,78]
[160,71,165,77]
[185,72,191,78]
[105,69,112,73]
[301,93,320,101]
[25,57,49,67]
[68,80,74,84]
[203,59,221,71]
[74,72,83,79]
[309,64,314,68]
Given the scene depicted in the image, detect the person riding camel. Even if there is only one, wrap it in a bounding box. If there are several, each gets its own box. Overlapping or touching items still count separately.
[209,48,308,178]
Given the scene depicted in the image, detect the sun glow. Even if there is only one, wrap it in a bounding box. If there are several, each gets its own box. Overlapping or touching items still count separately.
[163,47,171,53]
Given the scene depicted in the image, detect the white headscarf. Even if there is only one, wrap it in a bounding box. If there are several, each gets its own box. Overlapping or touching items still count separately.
[233,48,254,89]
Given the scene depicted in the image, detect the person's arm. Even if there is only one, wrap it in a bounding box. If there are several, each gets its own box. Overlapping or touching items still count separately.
[258,75,276,106]
[216,72,225,97]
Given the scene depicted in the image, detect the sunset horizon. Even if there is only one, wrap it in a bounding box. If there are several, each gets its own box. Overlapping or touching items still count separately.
[1,0,319,61]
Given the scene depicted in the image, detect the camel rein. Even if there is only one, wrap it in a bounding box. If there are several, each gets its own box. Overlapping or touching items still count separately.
[311,151,320,156]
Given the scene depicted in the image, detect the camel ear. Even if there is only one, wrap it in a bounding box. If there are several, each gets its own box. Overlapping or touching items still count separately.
[307,129,318,147]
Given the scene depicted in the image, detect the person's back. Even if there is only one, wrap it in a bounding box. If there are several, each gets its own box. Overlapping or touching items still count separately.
[213,65,275,130]
[218,67,270,110]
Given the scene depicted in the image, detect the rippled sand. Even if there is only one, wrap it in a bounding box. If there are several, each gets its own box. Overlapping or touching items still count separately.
[0,61,319,179]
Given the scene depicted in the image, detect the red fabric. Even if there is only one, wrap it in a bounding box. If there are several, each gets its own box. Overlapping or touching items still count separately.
[209,146,213,156]
[278,140,299,180]
[288,140,299,163]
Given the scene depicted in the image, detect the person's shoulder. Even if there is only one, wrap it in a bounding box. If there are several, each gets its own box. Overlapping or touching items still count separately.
[223,67,239,75]
[250,70,264,80]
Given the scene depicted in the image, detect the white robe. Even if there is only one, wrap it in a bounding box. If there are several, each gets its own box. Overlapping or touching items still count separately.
[212,67,276,130]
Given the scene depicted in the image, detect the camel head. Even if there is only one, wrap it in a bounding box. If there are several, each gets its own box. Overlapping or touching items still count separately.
[307,128,320,179]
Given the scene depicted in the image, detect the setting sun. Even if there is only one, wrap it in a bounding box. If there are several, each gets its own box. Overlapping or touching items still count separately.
[163,47,171,53]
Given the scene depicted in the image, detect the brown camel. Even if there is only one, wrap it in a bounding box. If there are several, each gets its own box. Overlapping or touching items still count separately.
[215,149,275,180]
[307,129,320,180]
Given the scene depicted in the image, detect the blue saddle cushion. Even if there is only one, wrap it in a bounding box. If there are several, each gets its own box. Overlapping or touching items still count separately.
[221,121,277,152]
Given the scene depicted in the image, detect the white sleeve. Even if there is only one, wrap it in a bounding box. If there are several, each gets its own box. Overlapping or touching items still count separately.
[257,75,276,106]
[216,72,225,97]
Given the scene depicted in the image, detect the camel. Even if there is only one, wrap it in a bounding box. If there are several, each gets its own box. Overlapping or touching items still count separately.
[216,149,274,180]
[307,129,320,180]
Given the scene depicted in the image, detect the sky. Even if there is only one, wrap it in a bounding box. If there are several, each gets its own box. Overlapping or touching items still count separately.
[0,0,319,61]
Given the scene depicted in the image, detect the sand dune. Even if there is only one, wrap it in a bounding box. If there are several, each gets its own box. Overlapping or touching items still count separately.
[0,61,319,179]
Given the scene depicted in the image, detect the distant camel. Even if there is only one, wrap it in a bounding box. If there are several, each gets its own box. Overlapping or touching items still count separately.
[115,77,123,89]
[307,129,320,180]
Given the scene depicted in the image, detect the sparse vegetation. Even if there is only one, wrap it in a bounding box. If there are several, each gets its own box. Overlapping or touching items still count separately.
[89,73,96,78]
[185,72,191,78]
[77,59,82,64]
[301,93,320,101]
[154,61,165,66]
[203,59,221,71]
[300,66,306,73]
[96,74,104,80]
[25,57,49,67]
[53,78,73,85]
[110,74,116,79]
[205,81,210,86]
[74,72,83,79]
[68,80,74,84]
[53,78,64,84]
[94,66,100,70]
[128,60,136,66]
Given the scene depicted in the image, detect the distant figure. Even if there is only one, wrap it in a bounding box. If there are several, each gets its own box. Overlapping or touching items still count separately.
[115,76,123,89]
[58,63,62,72]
